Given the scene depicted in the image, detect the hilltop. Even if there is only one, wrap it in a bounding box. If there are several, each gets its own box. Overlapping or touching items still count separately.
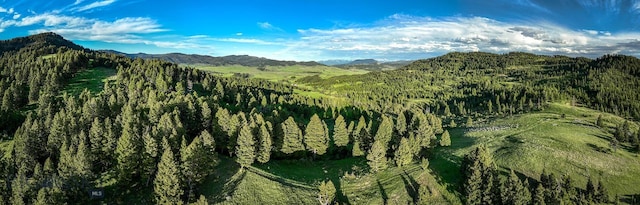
[0,32,85,53]
[1,33,640,204]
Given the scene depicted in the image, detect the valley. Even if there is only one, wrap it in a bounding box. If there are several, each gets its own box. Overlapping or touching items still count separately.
[0,33,639,205]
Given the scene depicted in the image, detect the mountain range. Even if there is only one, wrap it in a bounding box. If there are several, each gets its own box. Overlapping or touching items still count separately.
[101,50,323,67]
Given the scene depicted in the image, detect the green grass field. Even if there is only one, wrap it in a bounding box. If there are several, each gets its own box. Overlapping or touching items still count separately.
[200,157,459,205]
[431,103,640,201]
[63,67,117,96]
[191,65,368,82]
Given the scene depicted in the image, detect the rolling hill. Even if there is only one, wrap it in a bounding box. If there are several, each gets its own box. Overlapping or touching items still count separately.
[1,33,640,204]
[100,51,323,67]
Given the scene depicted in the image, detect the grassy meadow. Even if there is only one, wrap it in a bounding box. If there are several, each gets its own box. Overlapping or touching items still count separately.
[63,66,117,96]
[431,103,640,201]
[191,64,368,82]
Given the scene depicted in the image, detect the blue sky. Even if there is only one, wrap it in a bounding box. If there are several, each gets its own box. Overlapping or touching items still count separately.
[1,0,640,61]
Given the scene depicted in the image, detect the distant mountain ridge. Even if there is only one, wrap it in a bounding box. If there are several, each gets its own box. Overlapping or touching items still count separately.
[101,51,323,67]
[327,59,414,71]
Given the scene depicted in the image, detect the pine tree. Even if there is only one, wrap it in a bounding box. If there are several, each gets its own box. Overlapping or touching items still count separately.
[333,114,350,147]
[352,139,365,157]
[154,142,184,204]
[304,114,329,156]
[193,195,208,205]
[142,131,158,186]
[116,104,142,185]
[502,170,529,205]
[533,182,546,205]
[280,117,304,154]
[236,123,256,168]
[561,174,576,203]
[586,177,596,201]
[317,180,336,205]
[462,146,494,205]
[449,119,457,128]
[440,130,451,147]
[595,180,608,203]
[374,115,393,147]
[464,161,483,205]
[396,111,407,136]
[596,114,603,127]
[394,137,413,167]
[367,140,388,173]
[257,124,272,163]
[182,132,217,202]
[466,116,473,127]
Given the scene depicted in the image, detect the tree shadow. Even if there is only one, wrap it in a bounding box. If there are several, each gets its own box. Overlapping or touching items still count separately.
[377,179,388,205]
[401,170,420,204]
[199,156,243,204]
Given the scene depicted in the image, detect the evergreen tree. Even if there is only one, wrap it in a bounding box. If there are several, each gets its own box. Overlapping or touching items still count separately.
[533,183,546,205]
[440,130,451,147]
[116,104,142,185]
[466,116,473,127]
[396,111,407,136]
[154,142,184,205]
[561,174,576,203]
[317,180,336,205]
[464,161,483,205]
[596,114,603,127]
[280,117,304,154]
[142,131,158,186]
[352,139,365,157]
[595,180,608,203]
[257,124,272,163]
[374,115,393,147]
[394,137,413,167]
[333,114,350,147]
[462,146,494,205]
[367,140,388,173]
[182,132,217,202]
[236,124,256,168]
[192,195,208,205]
[304,114,329,156]
[502,170,530,205]
[586,177,596,201]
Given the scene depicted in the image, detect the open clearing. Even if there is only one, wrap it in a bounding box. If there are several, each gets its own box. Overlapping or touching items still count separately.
[191,65,368,82]
[63,67,117,96]
[431,103,640,199]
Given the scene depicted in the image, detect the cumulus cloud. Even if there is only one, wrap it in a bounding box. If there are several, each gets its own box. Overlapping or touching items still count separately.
[281,15,640,60]
[73,0,116,12]
[23,14,165,41]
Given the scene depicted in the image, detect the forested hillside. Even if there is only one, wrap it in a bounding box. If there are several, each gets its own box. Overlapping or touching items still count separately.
[0,33,639,204]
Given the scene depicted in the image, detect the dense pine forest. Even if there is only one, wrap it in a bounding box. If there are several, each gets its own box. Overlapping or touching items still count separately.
[1,33,639,204]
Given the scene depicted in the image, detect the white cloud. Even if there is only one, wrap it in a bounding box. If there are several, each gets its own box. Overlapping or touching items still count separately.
[74,0,85,5]
[13,14,20,19]
[257,22,283,31]
[236,32,243,36]
[0,7,6,13]
[73,0,116,12]
[281,15,640,60]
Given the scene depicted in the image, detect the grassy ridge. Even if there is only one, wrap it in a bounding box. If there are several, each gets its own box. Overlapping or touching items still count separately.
[191,65,368,82]
[431,103,640,199]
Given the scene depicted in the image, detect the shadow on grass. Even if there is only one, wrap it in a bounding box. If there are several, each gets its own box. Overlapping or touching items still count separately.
[252,157,366,204]
[401,170,420,204]
[377,179,388,205]
[200,156,242,204]
[429,128,475,195]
